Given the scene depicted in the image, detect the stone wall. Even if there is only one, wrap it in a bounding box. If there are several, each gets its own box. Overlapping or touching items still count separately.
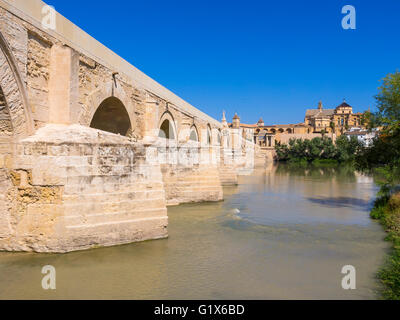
[146,140,223,206]
[27,32,51,129]
[0,87,12,139]
[254,148,276,167]
[0,125,168,253]
[0,7,28,81]
[161,164,223,205]
[218,149,238,185]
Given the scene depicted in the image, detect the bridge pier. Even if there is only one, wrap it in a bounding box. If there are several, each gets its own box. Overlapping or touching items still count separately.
[147,140,223,206]
[0,125,168,253]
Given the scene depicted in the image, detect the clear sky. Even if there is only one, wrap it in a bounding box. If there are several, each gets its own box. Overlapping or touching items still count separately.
[46,0,400,125]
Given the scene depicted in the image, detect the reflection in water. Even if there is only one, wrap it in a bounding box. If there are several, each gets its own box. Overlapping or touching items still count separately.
[0,163,389,299]
[274,162,358,181]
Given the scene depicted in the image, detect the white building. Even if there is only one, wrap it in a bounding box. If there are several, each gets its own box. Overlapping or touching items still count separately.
[344,128,379,147]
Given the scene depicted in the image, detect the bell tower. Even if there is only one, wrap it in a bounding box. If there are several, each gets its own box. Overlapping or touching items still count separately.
[232,113,240,129]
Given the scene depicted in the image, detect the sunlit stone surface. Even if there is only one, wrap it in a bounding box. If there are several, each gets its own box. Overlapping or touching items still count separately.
[0,0,255,252]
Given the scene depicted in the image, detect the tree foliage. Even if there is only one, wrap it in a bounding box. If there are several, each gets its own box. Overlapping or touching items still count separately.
[375,71,400,126]
[275,136,362,163]
[355,71,400,196]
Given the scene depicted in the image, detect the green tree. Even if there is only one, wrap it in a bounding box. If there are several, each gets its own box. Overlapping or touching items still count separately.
[336,135,363,162]
[356,71,400,195]
[374,71,400,126]
[275,136,359,163]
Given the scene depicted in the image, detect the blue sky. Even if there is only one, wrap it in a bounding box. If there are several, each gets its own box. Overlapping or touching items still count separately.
[47,0,400,125]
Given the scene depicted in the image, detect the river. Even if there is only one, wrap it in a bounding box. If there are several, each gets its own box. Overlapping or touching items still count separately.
[0,163,389,299]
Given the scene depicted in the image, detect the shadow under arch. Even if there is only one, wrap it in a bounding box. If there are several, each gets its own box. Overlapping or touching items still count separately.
[189,125,199,142]
[158,111,177,141]
[90,97,132,136]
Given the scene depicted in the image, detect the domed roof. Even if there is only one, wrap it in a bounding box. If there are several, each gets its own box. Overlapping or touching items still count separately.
[336,101,352,109]
[233,113,240,120]
[257,117,264,124]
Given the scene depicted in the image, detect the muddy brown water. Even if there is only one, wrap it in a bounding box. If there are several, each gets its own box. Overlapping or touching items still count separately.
[0,163,389,299]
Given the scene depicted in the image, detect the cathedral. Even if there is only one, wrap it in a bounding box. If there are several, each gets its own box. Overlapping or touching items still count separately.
[226,101,366,148]
[305,100,364,135]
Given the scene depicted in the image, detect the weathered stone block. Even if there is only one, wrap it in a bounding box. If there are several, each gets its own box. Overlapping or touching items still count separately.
[0,124,169,252]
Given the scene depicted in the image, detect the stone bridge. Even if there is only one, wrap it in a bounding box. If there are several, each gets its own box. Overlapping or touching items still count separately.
[0,0,254,252]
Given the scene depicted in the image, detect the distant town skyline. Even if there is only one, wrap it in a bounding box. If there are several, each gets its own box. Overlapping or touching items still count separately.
[46,0,400,125]
[223,98,360,126]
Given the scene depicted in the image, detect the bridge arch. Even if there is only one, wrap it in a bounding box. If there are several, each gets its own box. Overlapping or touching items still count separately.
[89,96,132,136]
[0,31,34,139]
[80,82,136,134]
[158,111,177,141]
[189,125,199,142]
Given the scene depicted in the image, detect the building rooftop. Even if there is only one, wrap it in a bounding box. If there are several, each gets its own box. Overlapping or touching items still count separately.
[345,130,370,136]
[336,101,352,110]
[305,109,335,118]
[241,124,258,128]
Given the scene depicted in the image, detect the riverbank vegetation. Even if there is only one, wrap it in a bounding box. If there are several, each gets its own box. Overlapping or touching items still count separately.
[275,162,357,181]
[355,71,400,299]
[275,135,363,164]
[369,194,400,299]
